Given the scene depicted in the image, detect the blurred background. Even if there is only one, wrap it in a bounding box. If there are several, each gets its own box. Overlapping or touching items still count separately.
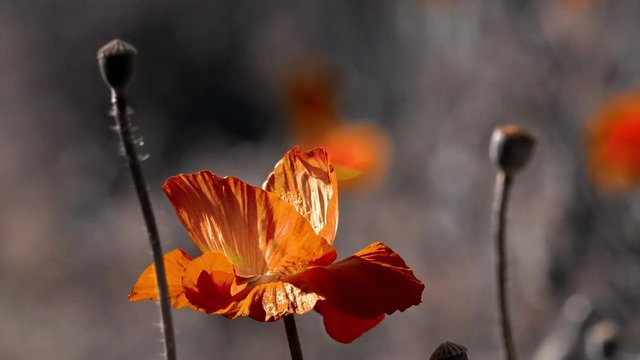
[2,0,640,359]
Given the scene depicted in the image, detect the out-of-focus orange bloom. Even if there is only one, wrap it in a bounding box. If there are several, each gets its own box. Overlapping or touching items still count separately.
[285,63,390,190]
[311,123,389,188]
[587,90,640,190]
[130,147,424,343]
[285,62,340,144]
[558,0,601,9]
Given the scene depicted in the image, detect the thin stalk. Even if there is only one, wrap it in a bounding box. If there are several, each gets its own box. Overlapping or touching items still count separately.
[283,315,304,360]
[492,171,517,360]
[111,90,177,360]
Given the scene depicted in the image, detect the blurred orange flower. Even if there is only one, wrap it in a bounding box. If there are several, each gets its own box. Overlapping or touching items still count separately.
[558,0,601,9]
[285,62,390,190]
[130,147,424,343]
[587,90,640,190]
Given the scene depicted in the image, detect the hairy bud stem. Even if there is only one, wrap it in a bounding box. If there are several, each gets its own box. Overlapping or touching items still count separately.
[98,39,177,360]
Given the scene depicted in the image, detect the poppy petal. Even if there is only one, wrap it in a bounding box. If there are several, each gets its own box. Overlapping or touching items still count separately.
[183,258,322,321]
[164,173,336,278]
[129,249,193,309]
[221,280,323,321]
[286,242,424,340]
[315,301,384,343]
[181,252,237,313]
[263,147,339,243]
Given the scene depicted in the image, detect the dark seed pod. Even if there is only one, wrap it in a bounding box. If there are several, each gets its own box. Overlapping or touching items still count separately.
[430,341,469,360]
[584,320,619,359]
[489,125,536,175]
[97,39,137,92]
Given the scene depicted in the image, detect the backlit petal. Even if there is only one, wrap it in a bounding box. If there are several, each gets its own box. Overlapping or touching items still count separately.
[129,249,193,309]
[182,257,322,321]
[222,281,323,321]
[164,173,336,278]
[286,242,424,340]
[263,147,339,243]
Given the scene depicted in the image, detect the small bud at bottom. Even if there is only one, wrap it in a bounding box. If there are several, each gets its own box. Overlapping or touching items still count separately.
[430,341,469,360]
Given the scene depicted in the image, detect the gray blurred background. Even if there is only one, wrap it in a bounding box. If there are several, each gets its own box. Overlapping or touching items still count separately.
[2,0,640,359]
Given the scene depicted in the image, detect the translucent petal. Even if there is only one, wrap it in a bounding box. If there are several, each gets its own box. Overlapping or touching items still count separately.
[263,147,339,243]
[164,173,335,277]
[129,249,194,309]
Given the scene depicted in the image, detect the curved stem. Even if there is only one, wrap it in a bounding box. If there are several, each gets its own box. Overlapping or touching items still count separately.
[283,315,304,360]
[112,90,177,360]
[492,171,517,360]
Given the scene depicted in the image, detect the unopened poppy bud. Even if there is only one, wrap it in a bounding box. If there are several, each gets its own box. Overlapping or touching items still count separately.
[430,341,469,360]
[584,320,619,359]
[97,39,137,92]
[489,125,536,175]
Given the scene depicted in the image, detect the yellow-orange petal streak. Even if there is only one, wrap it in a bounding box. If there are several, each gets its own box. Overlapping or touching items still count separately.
[286,242,424,340]
[163,173,336,278]
[129,249,193,309]
[263,147,339,243]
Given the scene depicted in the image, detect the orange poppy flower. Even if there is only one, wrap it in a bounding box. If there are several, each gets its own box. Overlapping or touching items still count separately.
[129,147,424,343]
[306,123,390,189]
[587,90,640,190]
[284,62,390,190]
[558,0,601,9]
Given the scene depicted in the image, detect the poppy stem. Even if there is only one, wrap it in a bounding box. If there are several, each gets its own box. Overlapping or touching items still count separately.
[111,90,178,360]
[488,124,535,360]
[98,39,177,360]
[283,315,304,360]
[492,171,517,360]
